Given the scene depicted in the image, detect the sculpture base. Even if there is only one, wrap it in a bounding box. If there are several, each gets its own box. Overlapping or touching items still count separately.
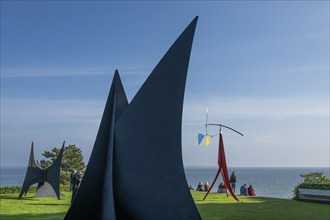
[34,181,64,198]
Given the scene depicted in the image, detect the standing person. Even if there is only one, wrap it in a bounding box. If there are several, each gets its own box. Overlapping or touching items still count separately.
[248,184,256,196]
[69,170,77,192]
[230,171,237,193]
[71,172,82,203]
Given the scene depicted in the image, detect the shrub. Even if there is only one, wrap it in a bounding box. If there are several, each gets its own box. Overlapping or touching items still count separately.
[0,186,36,194]
[293,172,330,200]
[0,184,71,194]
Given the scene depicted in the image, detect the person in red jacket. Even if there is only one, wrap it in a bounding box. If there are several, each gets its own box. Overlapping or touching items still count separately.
[248,184,256,196]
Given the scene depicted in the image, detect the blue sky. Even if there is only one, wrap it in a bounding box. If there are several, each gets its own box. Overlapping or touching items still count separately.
[1,1,329,168]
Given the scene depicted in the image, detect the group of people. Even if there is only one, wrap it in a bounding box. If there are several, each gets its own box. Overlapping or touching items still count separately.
[231,171,256,196]
[194,181,210,191]
[70,170,83,203]
[239,183,256,196]
[192,171,256,197]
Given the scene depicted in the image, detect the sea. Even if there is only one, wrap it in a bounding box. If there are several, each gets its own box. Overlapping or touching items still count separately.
[1,166,329,199]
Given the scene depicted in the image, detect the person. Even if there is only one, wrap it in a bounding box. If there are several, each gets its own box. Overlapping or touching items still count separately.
[71,172,82,203]
[230,171,237,193]
[204,181,210,191]
[189,185,194,190]
[240,183,247,196]
[69,170,77,192]
[196,182,203,191]
[75,172,82,189]
[217,183,227,193]
[248,184,256,196]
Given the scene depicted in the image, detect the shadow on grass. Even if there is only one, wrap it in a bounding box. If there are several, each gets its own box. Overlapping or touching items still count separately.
[0,212,67,220]
[0,195,67,201]
[1,196,39,201]
[25,203,68,206]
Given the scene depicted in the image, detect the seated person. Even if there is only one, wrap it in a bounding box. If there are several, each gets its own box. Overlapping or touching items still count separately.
[217,183,227,193]
[240,183,247,196]
[248,184,256,196]
[189,185,194,190]
[196,182,203,191]
[204,181,210,191]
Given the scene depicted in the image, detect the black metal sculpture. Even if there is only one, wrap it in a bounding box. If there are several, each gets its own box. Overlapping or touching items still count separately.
[114,16,200,220]
[65,70,129,219]
[18,141,65,200]
[65,16,200,220]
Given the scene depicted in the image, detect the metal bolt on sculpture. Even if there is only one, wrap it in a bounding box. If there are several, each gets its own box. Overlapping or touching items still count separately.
[19,141,65,200]
[64,16,201,220]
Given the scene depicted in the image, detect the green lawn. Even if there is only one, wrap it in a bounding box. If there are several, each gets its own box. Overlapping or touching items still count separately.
[193,191,330,220]
[0,192,71,220]
[0,191,329,219]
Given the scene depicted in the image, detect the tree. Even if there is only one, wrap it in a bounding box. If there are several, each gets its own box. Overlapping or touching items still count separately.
[293,172,330,200]
[300,172,330,184]
[40,144,86,185]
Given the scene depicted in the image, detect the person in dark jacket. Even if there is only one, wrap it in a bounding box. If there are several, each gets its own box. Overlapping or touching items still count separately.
[230,171,237,193]
[71,172,82,203]
[69,170,77,192]
[240,183,247,196]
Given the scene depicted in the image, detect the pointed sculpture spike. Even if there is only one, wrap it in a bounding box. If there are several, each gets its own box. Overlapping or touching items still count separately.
[114,16,201,219]
[64,70,129,220]
[19,142,44,199]
[28,142,38,167]
[44,141,65,199]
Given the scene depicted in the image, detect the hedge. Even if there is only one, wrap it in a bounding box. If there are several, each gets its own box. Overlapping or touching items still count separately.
[0,184,70,194]
[298,183,330,190]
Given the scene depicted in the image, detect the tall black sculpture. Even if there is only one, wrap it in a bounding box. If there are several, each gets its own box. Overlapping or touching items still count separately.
[18,141,65,200]
[65,70,129,219]
[65,16,200,220]
[114,16,200,220]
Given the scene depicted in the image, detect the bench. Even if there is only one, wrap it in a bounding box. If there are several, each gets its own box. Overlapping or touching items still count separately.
[298,188,330,203]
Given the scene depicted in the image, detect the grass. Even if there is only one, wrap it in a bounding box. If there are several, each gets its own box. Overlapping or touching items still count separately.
[193,191,330,220]
[0,191,329,219]
[0,192,71,220]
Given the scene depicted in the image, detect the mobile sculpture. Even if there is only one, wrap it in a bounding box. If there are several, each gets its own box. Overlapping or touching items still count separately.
[198,110,243,201]
[65,16,201,220]
[18,141,65,200]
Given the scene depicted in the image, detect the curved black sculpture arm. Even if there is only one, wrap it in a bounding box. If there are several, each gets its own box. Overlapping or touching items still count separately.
[45,141,65,200]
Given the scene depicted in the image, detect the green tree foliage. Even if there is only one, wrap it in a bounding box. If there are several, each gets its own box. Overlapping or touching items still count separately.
[300,172,330,184]
[293,172,330,199]
[40,145,86,185]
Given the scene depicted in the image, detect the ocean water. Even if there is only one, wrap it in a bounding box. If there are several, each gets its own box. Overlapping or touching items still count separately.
[184,167,330,199]
[0,167,26,187]
[1,166,329,199]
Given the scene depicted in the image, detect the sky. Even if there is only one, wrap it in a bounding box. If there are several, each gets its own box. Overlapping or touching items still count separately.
[1,1,329,168]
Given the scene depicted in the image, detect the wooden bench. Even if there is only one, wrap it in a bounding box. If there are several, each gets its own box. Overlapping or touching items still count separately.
[298,188,330,203]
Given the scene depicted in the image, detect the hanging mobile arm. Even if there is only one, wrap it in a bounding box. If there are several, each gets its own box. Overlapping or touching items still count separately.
[207,123,244,136]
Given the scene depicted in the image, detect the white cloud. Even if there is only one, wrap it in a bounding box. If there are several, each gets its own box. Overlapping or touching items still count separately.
[183,95,329,124]
[1,66,151,78]
[1,98,104,124]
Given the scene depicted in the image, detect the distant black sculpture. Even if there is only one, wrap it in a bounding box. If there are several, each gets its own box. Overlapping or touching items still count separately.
[18,141,65,200]
[65,16,200,220]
